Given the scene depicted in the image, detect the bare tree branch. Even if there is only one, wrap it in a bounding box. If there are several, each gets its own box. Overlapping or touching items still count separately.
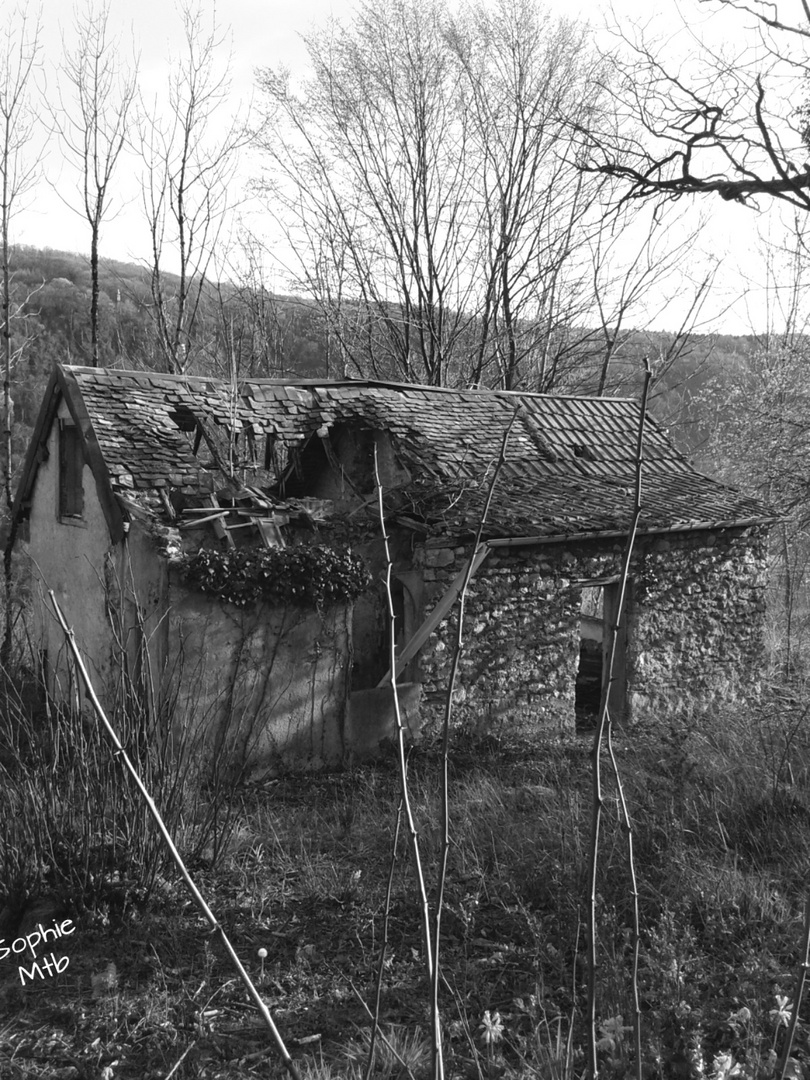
[0,6,41,661]
[138,0,247,374]
[584,4,810,212]
[55,0,138,366]
[257,0,702,392]
[701,0,810,40]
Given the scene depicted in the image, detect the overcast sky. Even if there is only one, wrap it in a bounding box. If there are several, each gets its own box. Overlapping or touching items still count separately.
[9,0,804,336]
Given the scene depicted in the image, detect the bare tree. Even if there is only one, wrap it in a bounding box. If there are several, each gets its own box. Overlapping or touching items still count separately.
[585,190,717,396]
[696,214,810,672]
[55,1,137,368]
[445,0,608,390]
[138,1,245,375]
[0,9,39,510]
[259,0,483,387]
[257,0,710,392]
[584,1,810,209]
[580,1,810,668]
[213,229,301,379]
[0,7,42,657]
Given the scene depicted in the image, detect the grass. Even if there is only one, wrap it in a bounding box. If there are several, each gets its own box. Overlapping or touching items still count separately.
[2,692,810,1078]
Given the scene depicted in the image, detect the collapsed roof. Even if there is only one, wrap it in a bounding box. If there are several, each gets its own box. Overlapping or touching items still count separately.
[13,365,773,547]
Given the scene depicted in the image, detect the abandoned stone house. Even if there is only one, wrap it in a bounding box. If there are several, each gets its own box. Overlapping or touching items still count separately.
[13,364,772,774]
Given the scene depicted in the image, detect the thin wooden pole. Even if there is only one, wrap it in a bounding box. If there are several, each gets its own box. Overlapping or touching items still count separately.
[586,359,651,1080]
[48,591,301,1080]
[373,447,435,982]
[431,416,516,1080]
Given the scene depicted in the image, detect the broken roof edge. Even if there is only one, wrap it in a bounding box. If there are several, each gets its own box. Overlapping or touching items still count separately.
[60,363,697,473]
[12,365,127,545]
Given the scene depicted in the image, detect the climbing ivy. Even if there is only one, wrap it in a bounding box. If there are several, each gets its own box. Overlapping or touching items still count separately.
[178,545,371,609]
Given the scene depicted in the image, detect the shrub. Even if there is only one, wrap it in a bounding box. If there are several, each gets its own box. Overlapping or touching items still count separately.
[177,544,371,609]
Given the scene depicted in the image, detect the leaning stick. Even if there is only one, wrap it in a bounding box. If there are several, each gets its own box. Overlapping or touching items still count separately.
[431,415,516,1080]
[373,446,434,983]
[585,359,651,1080]
[49,590,302,1080]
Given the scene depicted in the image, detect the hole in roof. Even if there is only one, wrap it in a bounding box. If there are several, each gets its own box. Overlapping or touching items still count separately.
[168,405,199,433]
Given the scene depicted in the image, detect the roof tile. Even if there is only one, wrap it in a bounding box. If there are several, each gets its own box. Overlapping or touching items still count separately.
[61,365,771,536]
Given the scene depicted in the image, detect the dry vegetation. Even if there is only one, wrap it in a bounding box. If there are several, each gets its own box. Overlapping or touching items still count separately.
[2,673,810,1080]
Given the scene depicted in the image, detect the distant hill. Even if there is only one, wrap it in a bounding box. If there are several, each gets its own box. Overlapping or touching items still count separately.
[4,245,763,485]
[6,245,335,452]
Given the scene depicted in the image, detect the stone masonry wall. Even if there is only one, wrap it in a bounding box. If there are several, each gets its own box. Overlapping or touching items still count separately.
[626,528,768,720]
[415,525,769,737]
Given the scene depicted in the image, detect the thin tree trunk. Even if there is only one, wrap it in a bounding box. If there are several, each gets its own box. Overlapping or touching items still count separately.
[373,442,435,982]
[2,121,12,660]
[430,414,515,1080]
[90,220,99,366]
[586,359,651,1079]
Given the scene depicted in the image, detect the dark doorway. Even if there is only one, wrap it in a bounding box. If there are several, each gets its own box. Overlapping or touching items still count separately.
[575,581,627,725]
[576,586,605,721]
[351,575,419,690]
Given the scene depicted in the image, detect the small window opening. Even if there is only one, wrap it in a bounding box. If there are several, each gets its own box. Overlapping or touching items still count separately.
[575,581,627,725]
[58,420,84,520]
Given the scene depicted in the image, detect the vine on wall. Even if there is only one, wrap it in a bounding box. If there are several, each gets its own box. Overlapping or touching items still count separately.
[178,545,370,609]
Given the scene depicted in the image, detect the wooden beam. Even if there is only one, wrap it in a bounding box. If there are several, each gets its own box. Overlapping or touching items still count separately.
[485,516,778,548]
[376,544,491,687]
[177,511,229,529]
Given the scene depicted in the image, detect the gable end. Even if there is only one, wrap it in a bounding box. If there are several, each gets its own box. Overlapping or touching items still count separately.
[12,366,126,545]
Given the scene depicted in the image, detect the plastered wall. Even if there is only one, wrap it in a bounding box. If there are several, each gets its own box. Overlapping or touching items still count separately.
[163,578,352,777]
[27,401,120,697]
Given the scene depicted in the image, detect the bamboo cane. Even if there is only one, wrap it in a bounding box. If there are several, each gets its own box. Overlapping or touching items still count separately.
[372,445,435,982]
[430,417,516,1080]
[586,360,651,1080]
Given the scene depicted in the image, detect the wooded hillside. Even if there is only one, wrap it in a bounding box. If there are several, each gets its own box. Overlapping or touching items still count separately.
[6,245,758,455]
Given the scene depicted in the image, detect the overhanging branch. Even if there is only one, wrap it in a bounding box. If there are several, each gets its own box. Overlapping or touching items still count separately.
[593,158,810,207]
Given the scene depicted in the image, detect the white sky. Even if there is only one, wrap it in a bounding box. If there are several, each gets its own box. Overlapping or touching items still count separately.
[9,0,809,336]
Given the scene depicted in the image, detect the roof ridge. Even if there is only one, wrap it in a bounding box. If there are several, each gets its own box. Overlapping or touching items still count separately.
[31,363,773,536]
[63,365,639,403]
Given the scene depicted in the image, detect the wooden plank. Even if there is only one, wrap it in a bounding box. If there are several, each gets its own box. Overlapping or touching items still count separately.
[178,511,229,528]
[253,518,285,548]
[571,574,621,588]
[376,544,491,687]
[207,495,235,548]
